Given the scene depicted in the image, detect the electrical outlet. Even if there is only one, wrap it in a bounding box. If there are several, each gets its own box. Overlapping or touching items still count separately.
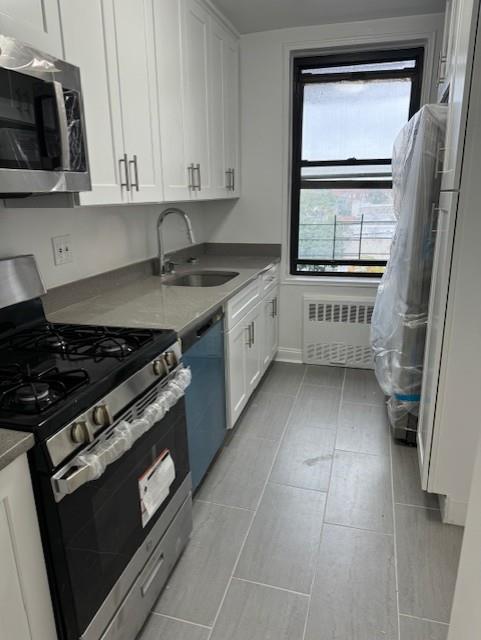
[52,235,73,266]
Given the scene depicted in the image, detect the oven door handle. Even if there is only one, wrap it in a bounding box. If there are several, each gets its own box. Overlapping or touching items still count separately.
[52,367,192,502]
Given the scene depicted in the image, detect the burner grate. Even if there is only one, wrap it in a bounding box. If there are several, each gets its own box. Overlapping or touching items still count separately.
[0,366,90,415]
[6,324,154,361]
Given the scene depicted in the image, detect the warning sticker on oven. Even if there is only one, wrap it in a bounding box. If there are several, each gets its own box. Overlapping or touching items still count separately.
[139,450,176,528]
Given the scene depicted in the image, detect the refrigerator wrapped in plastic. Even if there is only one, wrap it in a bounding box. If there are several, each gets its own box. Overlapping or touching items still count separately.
[370,104,447,439]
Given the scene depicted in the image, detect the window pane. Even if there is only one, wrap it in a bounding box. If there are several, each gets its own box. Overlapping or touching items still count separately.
[302,78,412,161]
[298,188,395,261]
[301,60,416,75]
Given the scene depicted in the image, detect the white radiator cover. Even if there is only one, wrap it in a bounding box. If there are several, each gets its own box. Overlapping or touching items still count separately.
[303,296,375,369]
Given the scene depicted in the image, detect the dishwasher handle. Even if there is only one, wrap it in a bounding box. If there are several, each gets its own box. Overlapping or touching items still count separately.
[52,367,191,502]
[183,309,224,350]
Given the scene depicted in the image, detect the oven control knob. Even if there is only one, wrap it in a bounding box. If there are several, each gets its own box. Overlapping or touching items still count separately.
[71,421,93,444]
[92,404,113,427]
[153,357,167,376]
[165,351,177,368]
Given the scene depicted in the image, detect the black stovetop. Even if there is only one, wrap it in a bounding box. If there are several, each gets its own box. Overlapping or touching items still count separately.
[0,300,176,441]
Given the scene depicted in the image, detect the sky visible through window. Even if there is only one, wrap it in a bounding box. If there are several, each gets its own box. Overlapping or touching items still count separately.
[292,52,421,276]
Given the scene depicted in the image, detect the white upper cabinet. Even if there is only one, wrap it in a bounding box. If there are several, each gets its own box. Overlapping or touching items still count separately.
[0,0,62,57]
[60,1,126,206]
[223,31,240,197]
[60,0,163,206]
[154,0,240,202]
[113,0,163,202]
[182,0,214,199]
[154,0,191,201]
[210,20,241,197]
[440,0,479,191]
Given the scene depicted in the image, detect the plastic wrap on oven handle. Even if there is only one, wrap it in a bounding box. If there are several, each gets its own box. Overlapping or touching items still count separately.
[64,367,191,491]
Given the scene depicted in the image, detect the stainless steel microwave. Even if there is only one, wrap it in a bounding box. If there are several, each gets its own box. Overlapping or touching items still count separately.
[0,35,91,195]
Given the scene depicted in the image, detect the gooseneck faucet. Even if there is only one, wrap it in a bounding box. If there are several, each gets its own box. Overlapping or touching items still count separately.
[156,207,196,275]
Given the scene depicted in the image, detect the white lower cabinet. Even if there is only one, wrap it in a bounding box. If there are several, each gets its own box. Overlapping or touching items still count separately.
[0,454,56,640]
[262,286,279,370]
[226,269,280,428]
[226,302,262,428]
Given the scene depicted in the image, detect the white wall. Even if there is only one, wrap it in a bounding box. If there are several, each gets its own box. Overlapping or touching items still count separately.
[0,202,208,289]
[204,12,444,358]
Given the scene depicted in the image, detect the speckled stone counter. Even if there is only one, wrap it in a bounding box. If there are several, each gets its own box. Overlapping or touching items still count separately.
[0,429,34,472]
[45,253,280,336]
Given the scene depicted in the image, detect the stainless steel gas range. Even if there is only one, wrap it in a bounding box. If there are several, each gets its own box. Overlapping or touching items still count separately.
[0,255,193,640]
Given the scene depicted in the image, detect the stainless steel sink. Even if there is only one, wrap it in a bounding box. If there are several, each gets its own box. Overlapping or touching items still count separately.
[163,270,239,287]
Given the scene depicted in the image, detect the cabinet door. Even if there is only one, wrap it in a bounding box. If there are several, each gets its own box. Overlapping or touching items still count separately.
[182,0,212,199]
[113,0,163,202]
[209,19,228,198]
[418,191,459,488]
[0,0,62,57]
[154,0,192,202]
[0,456,56,640]
[226,320,249,428]
[441,0,479,191]
[262,289,280,371]
[60,0,127,206]
[245,303,262,395]
[223,31,240,197]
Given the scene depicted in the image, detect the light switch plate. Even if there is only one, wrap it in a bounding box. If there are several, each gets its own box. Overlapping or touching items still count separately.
[52,235,73,266]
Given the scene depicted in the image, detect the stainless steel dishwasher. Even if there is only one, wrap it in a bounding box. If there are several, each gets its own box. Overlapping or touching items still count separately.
[182,310,227,491]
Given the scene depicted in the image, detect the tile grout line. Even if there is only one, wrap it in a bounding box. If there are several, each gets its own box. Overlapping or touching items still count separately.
[322,519,394,537]
[399,612,450,627]
[205,365,308,640]
[389,430,402,640]
[150,611,213,630]
[301,366,347,640]
[394,501,440,512]
[194,498,255,513]
[233,576,310,598]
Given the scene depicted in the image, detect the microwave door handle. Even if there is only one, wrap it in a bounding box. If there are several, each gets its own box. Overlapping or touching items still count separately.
[52,81,71,170]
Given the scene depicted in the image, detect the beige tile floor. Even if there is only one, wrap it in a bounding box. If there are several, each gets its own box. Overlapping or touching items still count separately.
[138,363,463,640]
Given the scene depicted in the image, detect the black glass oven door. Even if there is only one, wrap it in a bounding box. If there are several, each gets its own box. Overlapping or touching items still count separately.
[42,400,189,639]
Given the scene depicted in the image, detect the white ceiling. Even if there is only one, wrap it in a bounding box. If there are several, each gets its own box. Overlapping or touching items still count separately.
[211,0,446,34]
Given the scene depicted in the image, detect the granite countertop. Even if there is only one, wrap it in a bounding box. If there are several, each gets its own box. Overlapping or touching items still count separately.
[0,429,34,472]
[47,254,280,336]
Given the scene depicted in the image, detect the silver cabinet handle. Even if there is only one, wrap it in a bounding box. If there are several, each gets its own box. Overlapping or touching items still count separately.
[187,164,194,190]
[245,324,252,347]
[195,163,201,190]
[231,168,235,192]
[129,154,140,191]
[120,153,131,191]
[270,299,276,318]
[275,297,278,317]
[225,169,232,190]
[251,320,255,345]
[52,81,71,170]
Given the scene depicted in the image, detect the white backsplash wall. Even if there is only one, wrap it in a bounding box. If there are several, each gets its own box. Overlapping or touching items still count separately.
[202,12,444,360]
[0,202,208,289]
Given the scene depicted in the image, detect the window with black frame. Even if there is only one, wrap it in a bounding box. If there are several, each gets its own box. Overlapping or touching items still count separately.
[290,48,424,277]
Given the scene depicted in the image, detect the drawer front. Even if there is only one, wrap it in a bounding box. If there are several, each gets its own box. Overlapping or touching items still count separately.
[225,277,261,330]
[261,264,279,296]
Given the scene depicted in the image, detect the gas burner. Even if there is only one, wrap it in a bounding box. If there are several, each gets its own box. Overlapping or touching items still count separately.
[97,338,132,357]
[16,382,51,405]
[0,366,90,416]
[4,323,154,362]
[38,334,67,351]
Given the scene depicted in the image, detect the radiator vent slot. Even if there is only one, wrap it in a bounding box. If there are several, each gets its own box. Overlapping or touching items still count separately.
[307,302,374,326]
[303,297,375,369]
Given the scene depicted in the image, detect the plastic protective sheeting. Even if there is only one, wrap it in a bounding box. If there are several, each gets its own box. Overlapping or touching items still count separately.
[0,35,89,194]
[57,367,192,497]
[370,104,447,434]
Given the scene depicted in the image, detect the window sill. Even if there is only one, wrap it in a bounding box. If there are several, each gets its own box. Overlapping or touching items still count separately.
[282,274,381,288]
